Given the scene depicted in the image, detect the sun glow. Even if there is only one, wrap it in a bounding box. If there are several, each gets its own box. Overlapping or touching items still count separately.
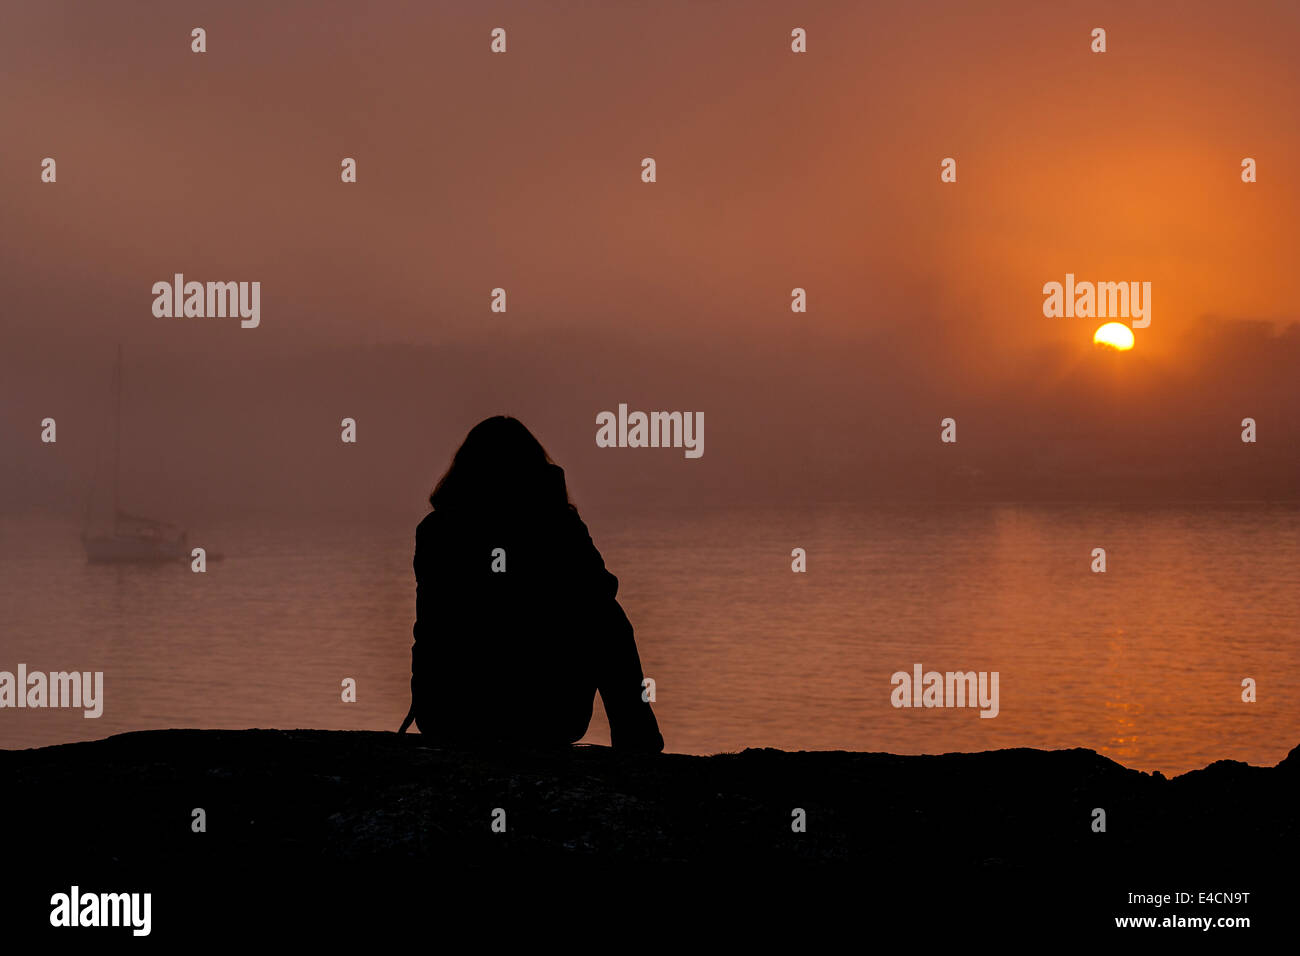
[1093,322,1135,350]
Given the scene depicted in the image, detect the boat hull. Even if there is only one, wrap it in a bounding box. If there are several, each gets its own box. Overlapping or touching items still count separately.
[83,535,188,564]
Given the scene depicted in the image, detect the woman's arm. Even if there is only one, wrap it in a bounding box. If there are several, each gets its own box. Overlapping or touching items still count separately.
[595,597,664,752]
[570,514,664,753]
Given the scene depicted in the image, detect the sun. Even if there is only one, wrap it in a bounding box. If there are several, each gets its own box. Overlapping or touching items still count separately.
[1093,322,1135,351]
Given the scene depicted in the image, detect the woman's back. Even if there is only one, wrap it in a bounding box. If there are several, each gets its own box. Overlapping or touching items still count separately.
[406,417,663,752]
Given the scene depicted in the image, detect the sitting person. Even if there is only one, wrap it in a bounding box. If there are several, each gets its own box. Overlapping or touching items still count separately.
[399,415,663,752]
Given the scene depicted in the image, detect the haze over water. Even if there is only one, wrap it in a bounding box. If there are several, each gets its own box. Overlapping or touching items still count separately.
[3,1,1300,777]
[4,503,1295,775]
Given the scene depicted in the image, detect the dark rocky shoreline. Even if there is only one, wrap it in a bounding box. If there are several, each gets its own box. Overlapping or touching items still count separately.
[3,730,1293,939]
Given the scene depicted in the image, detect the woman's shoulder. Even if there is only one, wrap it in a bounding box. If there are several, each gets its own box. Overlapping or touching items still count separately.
[557,509,619,592]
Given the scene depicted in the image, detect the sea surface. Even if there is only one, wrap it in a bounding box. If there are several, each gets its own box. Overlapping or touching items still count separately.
[2,504,1297,774]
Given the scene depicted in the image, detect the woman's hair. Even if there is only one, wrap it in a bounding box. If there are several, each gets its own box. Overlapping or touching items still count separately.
[430,416,573,513]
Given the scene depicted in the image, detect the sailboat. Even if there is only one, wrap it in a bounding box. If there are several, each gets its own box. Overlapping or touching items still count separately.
[81,346,194,564]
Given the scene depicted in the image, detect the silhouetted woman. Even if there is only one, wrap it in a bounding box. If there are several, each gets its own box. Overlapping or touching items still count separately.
[398,416,664,752]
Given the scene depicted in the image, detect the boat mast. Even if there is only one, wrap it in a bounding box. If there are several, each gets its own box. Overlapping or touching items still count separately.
[113,344,122,532]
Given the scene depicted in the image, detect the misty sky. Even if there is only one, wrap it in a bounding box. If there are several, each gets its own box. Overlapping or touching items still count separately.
[3,0,1298,522]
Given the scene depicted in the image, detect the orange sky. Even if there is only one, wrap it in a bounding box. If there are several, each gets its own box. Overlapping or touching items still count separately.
[2,0,1298,515]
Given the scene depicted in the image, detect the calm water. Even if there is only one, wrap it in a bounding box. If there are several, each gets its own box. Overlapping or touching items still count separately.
[2,504,1297,774]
